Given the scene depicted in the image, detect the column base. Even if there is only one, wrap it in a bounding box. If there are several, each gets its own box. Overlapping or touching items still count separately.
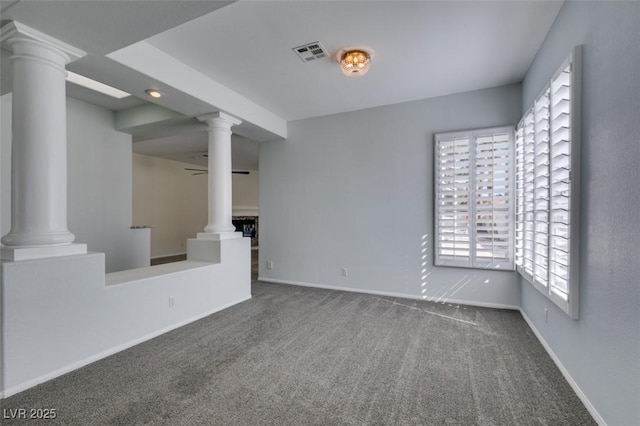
[196,231,243,241]
[187,238,221,263]
[1,243,88,261]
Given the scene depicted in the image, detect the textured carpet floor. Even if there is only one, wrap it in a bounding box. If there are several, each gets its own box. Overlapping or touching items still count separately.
[2,282,594,425]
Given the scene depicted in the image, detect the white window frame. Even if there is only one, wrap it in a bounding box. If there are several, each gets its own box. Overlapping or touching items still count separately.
[434,126,515,271]
[515,46,582,318]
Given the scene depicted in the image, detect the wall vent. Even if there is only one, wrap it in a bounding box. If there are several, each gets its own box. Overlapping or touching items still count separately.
[292,41,328,63]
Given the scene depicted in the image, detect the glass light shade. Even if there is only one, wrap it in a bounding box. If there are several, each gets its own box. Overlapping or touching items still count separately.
[340,50,371,77]
[145,89,162,98]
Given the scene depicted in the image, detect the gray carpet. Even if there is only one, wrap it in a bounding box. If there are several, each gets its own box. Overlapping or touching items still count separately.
[2,282,594,425]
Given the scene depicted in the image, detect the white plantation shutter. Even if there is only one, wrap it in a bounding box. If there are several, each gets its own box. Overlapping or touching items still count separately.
[514,126,525,268]
[435,127,514,270]
[515,47,581,318]
[533,89,551,288]
[474,132,513,268]
[435,134,471,267]
[522,110,535,277]
[549,62,574,303]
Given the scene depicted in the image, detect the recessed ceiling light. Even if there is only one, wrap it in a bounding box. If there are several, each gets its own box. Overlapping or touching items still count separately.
[66,71,131,99]
[145,89,162,98]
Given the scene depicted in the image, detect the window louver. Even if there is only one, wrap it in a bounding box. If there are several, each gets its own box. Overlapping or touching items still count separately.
[515,126,525,269]
[515,46,581,318]
[436,134,471,266]
[474,133,512,268]
[522,110,535,277]
[435,127,514,270]
[533,89,551,288]
[549,64,572,300]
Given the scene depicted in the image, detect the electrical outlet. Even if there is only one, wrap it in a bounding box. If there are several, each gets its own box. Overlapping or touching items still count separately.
[266,260,273,270]
[544,308,548,323]
[341,267,349,277]
[169,296,175,308]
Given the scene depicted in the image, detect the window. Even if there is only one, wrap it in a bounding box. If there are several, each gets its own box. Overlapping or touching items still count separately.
[515,47,581,318]
[434,126,515,270]
[433,47,580,318]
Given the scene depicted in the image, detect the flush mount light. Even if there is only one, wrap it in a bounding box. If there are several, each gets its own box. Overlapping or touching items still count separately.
[337,49,372,77]
[145,89,162,98]
[66,71,131,99]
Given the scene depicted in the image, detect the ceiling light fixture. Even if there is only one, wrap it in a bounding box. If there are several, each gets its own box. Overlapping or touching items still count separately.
[145,89,162,98]
[338,49,372,77]
[66,71,131,99]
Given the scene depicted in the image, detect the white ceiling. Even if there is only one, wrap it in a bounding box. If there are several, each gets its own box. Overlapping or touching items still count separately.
[1,0,563,169]
[147,1,563,121]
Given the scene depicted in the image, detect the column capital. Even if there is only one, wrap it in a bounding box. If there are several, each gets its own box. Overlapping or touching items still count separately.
[197,111,242,128]
[1,21,86,65]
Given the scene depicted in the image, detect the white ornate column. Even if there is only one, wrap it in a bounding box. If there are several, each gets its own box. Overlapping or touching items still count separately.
[197,112,242,240]
[1,22,87,260]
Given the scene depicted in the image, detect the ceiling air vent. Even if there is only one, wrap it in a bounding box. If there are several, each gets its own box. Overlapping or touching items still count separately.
[292,41,328,63]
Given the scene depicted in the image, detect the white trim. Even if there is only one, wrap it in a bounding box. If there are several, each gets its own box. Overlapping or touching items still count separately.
[1,21,86,62]
[233,208,259,217]
[258,277,520,311]
[150,252,187,260]
[567,45,582,319]
[519,309,605,426]
[198,111,242,127]
[0,295,251,399]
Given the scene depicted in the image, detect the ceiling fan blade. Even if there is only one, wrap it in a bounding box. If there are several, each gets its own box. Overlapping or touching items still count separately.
[185,168,251,175]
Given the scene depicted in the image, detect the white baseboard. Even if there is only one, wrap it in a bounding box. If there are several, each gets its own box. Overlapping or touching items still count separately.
[0,295,251,399]
[258,277,520,310]
[519,309,606,426]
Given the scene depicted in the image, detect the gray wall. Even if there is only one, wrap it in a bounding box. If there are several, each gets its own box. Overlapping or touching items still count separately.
[260,84,522,308]
[520,2,640,425]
